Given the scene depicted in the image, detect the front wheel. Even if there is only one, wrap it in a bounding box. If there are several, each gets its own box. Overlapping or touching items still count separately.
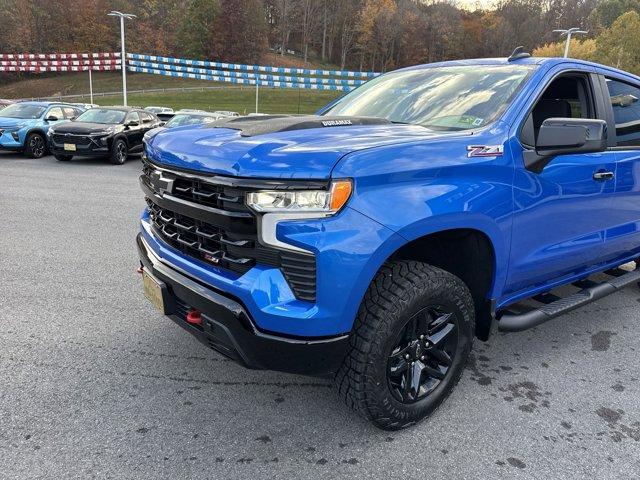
[334,261,475,430]
[24,133,47,158]
[110,139,128,165]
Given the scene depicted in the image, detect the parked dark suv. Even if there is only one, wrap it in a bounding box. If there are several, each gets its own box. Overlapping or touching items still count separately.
[48,106,161,164]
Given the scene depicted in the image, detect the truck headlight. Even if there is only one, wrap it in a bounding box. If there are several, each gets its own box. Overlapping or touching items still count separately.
[246,179,352,214]
[246,179,352,253]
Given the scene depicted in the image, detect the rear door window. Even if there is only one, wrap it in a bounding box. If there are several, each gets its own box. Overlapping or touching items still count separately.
[606,78,640,147]
[62,107,78,119]
[127,111,140,123]
[47,107,64,120]
[140,112,154,123]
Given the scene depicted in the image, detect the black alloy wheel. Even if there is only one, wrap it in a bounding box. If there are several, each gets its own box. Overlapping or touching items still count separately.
[387,305,458,403]
[110,139,128,165]
[26,133,46,158]
[335,261,474,430]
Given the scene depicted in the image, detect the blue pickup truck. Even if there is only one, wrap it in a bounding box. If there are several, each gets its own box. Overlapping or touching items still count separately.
[137,54,640,430]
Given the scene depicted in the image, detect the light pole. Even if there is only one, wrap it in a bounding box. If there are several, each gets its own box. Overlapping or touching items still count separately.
[553,28,588,58]
[108,11,136,106]
[88,67,93,104]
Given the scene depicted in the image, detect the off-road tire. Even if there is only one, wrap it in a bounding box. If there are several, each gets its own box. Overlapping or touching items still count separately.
[110,139,128,165]
[54,154,73,161]
[24,132,47,158]
[334,261,475,430]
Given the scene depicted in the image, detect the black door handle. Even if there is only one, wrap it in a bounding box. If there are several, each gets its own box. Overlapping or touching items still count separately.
[593,170,614,181]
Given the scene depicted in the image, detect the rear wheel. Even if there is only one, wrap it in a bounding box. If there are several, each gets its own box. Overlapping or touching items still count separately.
[110,139,128,165]
[334,261,474,430]
[54,154,73,161]
[24,133,47,158]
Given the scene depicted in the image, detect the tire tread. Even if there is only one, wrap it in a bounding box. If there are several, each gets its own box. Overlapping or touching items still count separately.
[334,260,475,430]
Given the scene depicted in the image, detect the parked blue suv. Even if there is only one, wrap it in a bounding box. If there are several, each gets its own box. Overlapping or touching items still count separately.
[0,101,84,158]
[137,54,640,429]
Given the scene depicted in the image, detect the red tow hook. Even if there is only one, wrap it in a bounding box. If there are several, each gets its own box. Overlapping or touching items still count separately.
[136,263,144,274]
[186,309,203,326]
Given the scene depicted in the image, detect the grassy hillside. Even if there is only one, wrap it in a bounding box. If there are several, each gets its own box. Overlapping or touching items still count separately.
[0,62,344,115]
[100,88,341,115]
[0,72,223,99]
[0,53,345,100]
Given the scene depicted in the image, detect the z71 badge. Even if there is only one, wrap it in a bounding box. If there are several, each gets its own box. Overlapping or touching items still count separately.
[466,145,504,158]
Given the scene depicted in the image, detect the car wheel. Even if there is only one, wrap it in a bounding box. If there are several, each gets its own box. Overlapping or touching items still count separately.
[110,139,128,165]
[54,154,73,162]
[334,261,475,430]
[25,133,47,158]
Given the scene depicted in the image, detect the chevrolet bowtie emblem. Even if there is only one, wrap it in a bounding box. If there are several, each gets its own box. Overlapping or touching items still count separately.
[149,170,174,195]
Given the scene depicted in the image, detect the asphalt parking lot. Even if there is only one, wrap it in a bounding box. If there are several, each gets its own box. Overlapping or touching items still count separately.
[1,151,639,480]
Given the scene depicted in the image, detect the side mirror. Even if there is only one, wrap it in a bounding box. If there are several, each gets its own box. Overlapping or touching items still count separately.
[524,118,608,173]
[45,115,59,122]
[125,120,139,127]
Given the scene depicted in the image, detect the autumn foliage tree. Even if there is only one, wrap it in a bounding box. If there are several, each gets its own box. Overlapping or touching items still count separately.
[532,39,598,61]
[211,0,268,63]
[2,0,640,77]
[596,10,640,71]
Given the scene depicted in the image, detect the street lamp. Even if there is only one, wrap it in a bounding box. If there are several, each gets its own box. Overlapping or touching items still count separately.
[108,11,136,106]
[553,28,588,58]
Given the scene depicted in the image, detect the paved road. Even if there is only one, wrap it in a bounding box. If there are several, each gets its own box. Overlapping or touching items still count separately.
[1,151,639,480]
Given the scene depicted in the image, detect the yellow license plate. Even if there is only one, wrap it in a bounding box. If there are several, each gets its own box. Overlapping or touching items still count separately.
[142,271,165,313]
[63,143,76,151]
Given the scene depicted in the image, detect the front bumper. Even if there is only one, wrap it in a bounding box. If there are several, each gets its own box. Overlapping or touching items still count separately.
[0,129,23,150]
[49,134,111,156]
[136,233,350,377]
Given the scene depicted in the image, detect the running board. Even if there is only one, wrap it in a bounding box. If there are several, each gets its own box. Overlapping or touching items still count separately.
[498,268,640,332]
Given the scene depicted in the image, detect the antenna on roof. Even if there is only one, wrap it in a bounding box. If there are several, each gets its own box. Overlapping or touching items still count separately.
[508,46,531,62]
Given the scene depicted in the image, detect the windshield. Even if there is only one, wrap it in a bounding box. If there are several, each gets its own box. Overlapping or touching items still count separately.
[323,65,535,131]
[76,109,127,124]
[166,114,218,127]
[0,104,46,119]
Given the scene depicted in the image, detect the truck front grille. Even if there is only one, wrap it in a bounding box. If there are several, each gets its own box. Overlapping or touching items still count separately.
[141,159,317,302]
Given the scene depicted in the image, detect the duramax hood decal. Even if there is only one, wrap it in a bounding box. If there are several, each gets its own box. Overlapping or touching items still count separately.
[209,115,390,137]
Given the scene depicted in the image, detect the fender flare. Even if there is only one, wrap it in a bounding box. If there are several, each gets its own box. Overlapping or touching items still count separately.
[25,128,47,141]
[112,133,129,148]
[349,212,507,314]
[23,128,49,152]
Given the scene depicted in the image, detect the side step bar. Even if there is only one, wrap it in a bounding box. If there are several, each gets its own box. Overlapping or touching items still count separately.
[498,268,640,332]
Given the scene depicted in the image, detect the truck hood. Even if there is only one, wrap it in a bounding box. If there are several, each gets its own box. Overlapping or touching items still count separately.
[146,116,457,179]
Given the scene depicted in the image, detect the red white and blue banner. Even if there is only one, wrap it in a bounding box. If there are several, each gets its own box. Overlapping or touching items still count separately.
[126,53,378,79]
[0,53,121,72]
[0,51,376,91]
[125,53,378,91]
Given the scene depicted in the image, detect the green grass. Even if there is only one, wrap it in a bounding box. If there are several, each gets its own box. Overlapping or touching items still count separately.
[0,71,343,115]
[99,88,342,115]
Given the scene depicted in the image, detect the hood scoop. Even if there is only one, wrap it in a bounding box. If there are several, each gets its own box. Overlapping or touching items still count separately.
[209,115,390,137]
